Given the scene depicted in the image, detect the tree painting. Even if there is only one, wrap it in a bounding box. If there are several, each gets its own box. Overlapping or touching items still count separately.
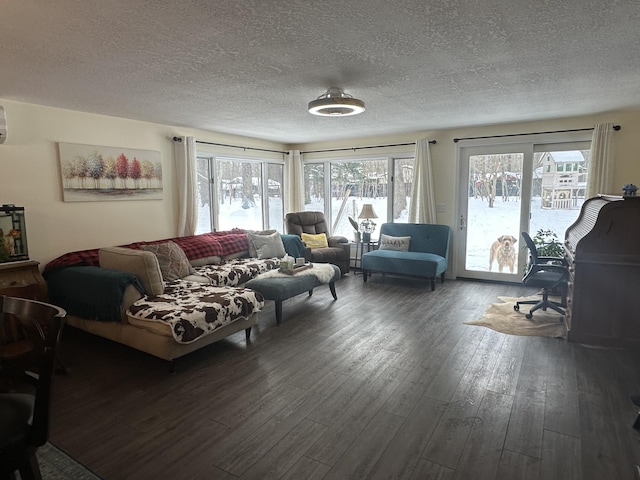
[116,153,129,188]
[129,157,142,188]
[58,143,162,202]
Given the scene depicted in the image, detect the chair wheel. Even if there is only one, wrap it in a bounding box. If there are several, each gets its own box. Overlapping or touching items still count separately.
[525,313,533,319]
[514,305,520,311]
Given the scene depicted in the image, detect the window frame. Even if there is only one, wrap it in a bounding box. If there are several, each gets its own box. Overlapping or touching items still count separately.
[196,151,285,233]
[302,152,415,236]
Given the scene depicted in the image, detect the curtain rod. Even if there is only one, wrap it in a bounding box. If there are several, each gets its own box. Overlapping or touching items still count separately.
[301,140,436,155]
[453,125,621,143]
[172,136,288,155]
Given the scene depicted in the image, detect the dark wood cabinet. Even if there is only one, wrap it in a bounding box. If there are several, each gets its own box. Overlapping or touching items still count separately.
[564,195,640,347]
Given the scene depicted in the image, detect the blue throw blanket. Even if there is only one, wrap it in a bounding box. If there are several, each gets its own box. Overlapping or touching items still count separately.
[47,266,145,322]
[281,234,307,259]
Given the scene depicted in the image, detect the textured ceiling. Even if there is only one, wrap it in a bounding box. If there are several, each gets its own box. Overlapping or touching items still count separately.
[2,0,639,144]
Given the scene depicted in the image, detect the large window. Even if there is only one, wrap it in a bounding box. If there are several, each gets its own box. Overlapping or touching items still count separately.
[196,155,283,234]
[303,156,414,240]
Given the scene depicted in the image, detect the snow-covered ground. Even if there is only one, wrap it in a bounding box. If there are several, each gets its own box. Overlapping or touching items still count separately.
[465,196,582,271]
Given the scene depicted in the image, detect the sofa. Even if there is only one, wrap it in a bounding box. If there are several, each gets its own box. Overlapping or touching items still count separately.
[43,230,306,367]
[362,223,452,290]
[285,211,350,275]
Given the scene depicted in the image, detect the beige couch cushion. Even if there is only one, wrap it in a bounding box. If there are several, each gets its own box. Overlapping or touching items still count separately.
[190,255,222,267]
[140,241,195,281]
[99,246,164,296]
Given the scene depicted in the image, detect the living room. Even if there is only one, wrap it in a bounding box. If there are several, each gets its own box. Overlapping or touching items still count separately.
[2,1,640,478]
[1,100,638,269]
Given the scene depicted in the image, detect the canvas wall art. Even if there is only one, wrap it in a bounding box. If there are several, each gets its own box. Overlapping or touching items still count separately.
[58,142,163,202]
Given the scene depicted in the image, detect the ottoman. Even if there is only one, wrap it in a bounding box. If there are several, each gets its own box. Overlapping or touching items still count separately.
[245,264,340,325]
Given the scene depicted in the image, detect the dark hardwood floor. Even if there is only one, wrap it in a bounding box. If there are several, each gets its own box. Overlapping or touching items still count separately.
[50,274,640,479]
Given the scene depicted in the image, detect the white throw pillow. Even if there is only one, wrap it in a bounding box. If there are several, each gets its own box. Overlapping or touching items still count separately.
[247,231,286,259]
[379,234,411,252]
[246,229,277,257]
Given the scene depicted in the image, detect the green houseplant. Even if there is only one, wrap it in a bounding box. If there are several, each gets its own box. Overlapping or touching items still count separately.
[525,228,564,272]
[531,229,564,258]
[348,216,361,242]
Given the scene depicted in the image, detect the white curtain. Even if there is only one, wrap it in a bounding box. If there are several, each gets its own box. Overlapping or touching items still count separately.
[284,149,305,213]
[408,138,437,223]
[586,123,615,198]
[174,136,198,236]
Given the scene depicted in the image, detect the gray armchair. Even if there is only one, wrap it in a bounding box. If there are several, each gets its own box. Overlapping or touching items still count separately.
[285,211,350,275]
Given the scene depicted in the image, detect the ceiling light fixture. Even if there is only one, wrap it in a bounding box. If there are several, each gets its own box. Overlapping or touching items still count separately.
[308,87,365,117]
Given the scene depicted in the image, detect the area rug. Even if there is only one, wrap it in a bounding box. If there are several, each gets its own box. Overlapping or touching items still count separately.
[465,295,567,339]
[16,443,102,480]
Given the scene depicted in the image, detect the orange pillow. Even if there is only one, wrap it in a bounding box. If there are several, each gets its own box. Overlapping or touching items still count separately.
[301,233,328,249]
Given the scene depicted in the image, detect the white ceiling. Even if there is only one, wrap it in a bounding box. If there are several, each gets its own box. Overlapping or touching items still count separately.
[2,0,639,144]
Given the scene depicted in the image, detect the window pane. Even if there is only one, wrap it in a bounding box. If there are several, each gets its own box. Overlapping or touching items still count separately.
[268,163,283,231]
[393,158,414,222]
[466,152,524,273]
[330,160,387,240]
[216,159,263,231]
[532,149,589,238]
[196,157,212,234]
[304,163,325,213]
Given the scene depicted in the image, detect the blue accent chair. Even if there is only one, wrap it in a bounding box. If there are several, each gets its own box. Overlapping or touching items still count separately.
[362,223,451,291]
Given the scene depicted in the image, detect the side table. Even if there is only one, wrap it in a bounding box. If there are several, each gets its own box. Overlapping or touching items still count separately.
[0,260,47,300]
[350,241,378,274]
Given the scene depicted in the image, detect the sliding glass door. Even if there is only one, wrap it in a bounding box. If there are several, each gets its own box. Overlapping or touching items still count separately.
[456,137,591,281]
[457,144,530,281]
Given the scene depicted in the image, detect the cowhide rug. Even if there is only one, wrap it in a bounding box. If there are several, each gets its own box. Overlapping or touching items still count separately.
[465,295,567,339]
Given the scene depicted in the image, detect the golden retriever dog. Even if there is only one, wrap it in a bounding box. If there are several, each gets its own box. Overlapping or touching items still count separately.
[489,235,517,273]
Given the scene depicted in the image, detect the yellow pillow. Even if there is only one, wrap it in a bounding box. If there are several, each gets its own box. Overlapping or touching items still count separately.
[301,232,328,249]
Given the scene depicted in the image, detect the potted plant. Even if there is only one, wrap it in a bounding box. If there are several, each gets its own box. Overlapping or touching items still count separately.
[348,216,361,242]
[531,229,564,258]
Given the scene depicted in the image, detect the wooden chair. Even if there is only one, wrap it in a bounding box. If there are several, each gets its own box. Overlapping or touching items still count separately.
[0,295,66,480]
[0,285,42,363]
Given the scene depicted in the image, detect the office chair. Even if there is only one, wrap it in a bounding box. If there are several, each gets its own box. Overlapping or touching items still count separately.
[0,296,66,480]
[514,231,569,319]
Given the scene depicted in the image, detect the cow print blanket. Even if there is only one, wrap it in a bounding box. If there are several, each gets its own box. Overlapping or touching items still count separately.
[194,257,279,286]
[127,281,264,344]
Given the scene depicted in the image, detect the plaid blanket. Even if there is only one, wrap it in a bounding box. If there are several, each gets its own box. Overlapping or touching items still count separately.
[166,231,248,260]
[43,230,249,274]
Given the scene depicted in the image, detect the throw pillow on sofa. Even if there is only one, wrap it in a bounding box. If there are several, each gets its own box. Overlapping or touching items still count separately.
[379,234,411,252]
[141,241,195,281]
[247,231,286,259]
[246,229,277,257]
[301,232,328,249]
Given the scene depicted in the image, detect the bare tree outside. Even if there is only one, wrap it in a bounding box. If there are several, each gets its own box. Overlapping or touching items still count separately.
[469,153,523,208]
